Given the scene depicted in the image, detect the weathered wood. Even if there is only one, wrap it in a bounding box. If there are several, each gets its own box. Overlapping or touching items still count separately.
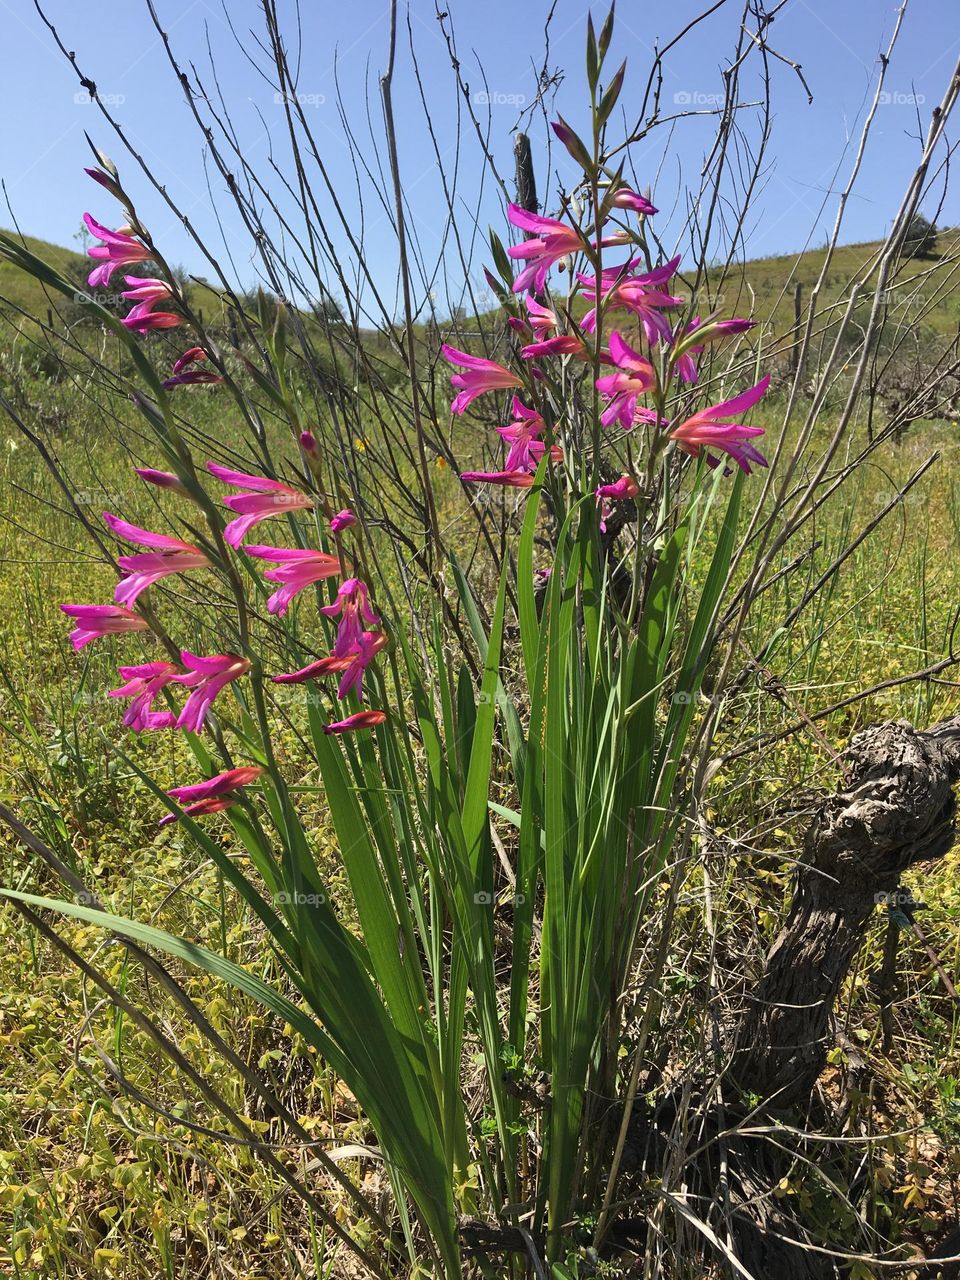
[731,716,960,1108]
[514,132,538,214]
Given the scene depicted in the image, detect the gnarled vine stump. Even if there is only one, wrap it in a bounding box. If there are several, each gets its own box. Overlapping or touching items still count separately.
[731,716,960,1108]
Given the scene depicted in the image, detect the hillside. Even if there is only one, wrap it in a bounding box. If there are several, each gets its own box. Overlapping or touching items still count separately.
[2,225,958,340]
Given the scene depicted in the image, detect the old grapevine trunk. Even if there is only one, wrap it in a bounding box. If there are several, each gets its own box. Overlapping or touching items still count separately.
[731,716,960,1108]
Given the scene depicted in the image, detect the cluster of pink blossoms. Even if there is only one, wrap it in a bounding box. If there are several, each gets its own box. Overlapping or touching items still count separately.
[62,458,385,823]
[63,172,387,828]
[84,207,226,387]
[441,172,769,515]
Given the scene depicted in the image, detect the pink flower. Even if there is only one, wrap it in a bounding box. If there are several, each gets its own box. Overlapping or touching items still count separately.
[595,332,657,429]
[611,188,658,215]
[109,661,180,731]
[272,628,389,703]
[670,316,756,385]
[507,203,586,294]
[441,344,522,415]
[524,296,558,334]
[135,468,188,494]
[121,276,172,308]
[670,375,770,474]
[206,463,314,548]
[84,212,151,288]
[272,656,354,684]
[299,430,318,454]
[103,512,210,606]
[580,255,682,344]
[120,276,181,334]
[322,709,387,735]
[123,307,182,334]
[495,397,561,473]
[520,334,588,360]
[320,579,380,657]
[60,603,149,651]
[335,630,388,700]
[596,474,640,532]
[243,544,342,615]
[596,475,640,501]
[173,651,251,734]
[329,509,357,534]
[163,347,222,389]
[84,166,121,195]
[160,765,263,827]
[460,470,536,488]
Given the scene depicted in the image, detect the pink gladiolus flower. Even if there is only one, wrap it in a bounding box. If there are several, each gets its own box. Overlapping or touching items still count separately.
[596,474,640,533]
[173,651,251,733]
[329,509,357,534]
[635,405,669,429]
[206,463,314,548]
[320,579,380,657]
[495,398,561,473]
[300,430,318,454]
[520,334,588,360]
[60,603,149,651]
[595,332,657,429]
[172,346,207,375]
[121,276,172,308]
[597,475,640,501]
[120,277,182,334]
[123,304,182,334]
[670,375,771,474]
[507,203,586,294]
[611,188,658,215]
[163,347,222,389]
[580,255,682,344]
[84,212,151,288]
[135,467,188,494]
[109,660,180,731]
[460,470,536,488]
[336,630,388,700]
[670,316,756,385]
[160,765,263,827]
[272,630,390,700]
[441,344,522,415]
[673,342,700,387]
[103,512,210,606]
[524,296,558,334]
[322,709,388,735]
[84,166,118,192]
[272,656,354,684]
[243,545,342,616]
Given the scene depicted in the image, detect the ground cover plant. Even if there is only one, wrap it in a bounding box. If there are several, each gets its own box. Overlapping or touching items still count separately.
[2,3,960,1278]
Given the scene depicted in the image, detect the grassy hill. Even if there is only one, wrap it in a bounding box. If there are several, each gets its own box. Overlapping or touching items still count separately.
[704,229,960,340]
[3,226,959,341]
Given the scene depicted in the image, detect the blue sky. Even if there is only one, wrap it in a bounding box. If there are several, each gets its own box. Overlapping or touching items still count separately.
[1,0,957,317]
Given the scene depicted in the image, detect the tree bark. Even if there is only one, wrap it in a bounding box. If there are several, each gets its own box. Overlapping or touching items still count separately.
[731,716,960,1108]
